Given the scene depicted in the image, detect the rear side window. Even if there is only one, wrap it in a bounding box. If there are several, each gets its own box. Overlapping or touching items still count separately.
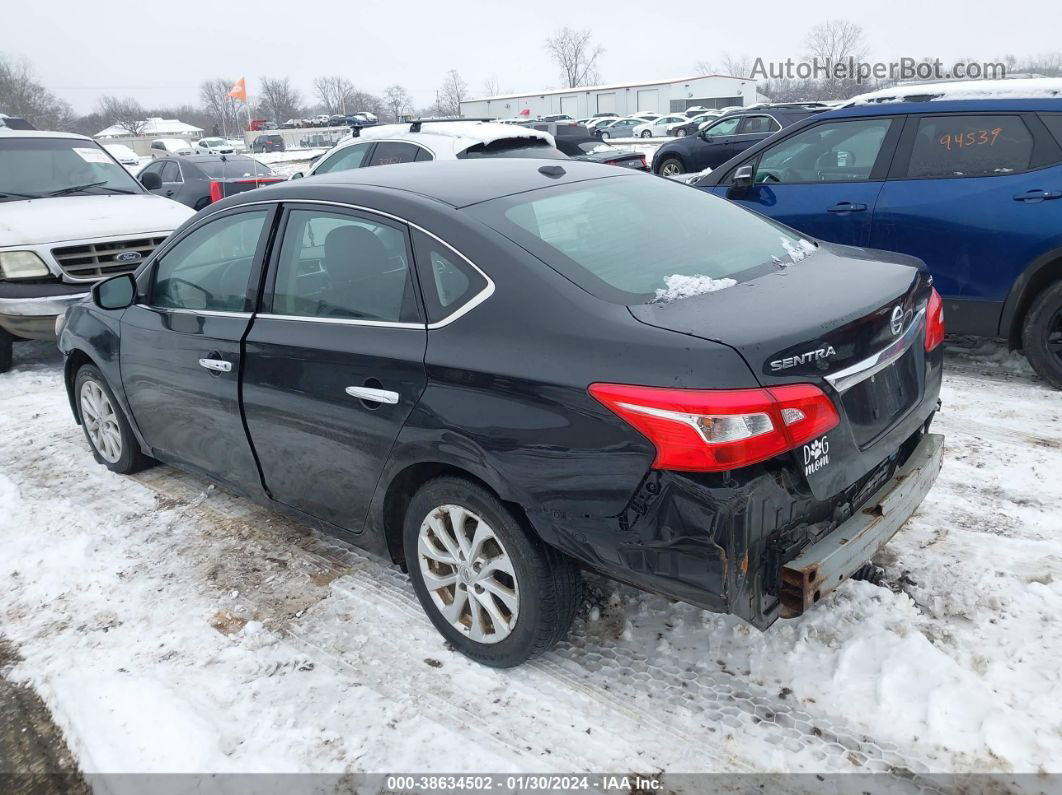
[905,115,1033,178]
[411,229,488,324]
[368,142,421,166]
[739,115,780,134]
[459,139,565,160]
[1039,114,1062,148]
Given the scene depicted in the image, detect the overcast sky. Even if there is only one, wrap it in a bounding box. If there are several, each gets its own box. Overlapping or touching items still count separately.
[6,0,1060,113]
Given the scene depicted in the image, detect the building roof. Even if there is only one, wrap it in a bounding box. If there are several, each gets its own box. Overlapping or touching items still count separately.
[94,117,205,138]
[465,74,748,103]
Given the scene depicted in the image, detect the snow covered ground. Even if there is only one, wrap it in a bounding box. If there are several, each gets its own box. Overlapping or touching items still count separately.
[0,338,1059,788]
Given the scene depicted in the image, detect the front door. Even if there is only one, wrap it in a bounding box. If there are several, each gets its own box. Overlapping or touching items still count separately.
[120,207,274,495]
[241,204,428,532]
[710,116,900,247]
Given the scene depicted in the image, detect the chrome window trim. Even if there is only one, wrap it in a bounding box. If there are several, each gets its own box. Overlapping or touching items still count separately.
[224,198,495,330]
[135,305,252,318]
[256,313,424,330]
[824,307,927,394]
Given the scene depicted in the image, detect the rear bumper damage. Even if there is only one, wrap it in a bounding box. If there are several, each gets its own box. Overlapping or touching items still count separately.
[779,432,944,616]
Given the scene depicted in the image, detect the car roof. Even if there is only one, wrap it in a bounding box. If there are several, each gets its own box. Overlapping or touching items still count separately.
[346,120,552,147]
[817,96,1062,121]
[0,128,93,141]
[265,158,632,208]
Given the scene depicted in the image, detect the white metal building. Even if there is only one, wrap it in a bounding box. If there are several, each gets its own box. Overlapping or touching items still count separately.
[460,75,758,120]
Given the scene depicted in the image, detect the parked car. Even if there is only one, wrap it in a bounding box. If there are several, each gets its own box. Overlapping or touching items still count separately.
[632,114,689,138]
[538,113,573,122]
[584,117,617,133]
[195,137,235,155]
[0,114,34,130]
[668,112,722,137]
[519,120,589,138]
[0,128,193,372]
[694,82,1062,387]
[138,154,283,211]
[251,134,285,153]
[311,114,331,126]
[630,111,661,121]
[596,117,644,140]
[59,158,943,666]
[552,136,648,170]
[102,143,140,167]
[652,105,828,176]
[149,138,195,159]
[291,119,563,179]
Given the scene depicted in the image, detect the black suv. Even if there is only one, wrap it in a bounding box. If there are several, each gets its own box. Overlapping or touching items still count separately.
[653,104,830,176]
[251,134,285,153]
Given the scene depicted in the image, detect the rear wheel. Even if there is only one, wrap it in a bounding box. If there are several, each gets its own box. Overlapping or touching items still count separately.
[657,157,685,177]
[404,476,580,667]
[75,365,152,474]
[1021,280,1062,389]
[0,329,12,374]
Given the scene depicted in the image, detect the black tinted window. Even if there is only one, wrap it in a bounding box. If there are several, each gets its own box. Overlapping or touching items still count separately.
[272,209,418,323]
[906,115,1033,178]
[1038,113,1062,149]
[159,161,181,182]
[368,142,420,166]
[459,139,565,159]
[153,211,267,312]
[197,158,273,178]
[412,229,488,323]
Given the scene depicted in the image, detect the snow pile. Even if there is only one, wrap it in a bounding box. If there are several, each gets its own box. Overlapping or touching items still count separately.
[778,236,817,265]
[847,77,1062,105]
[652,274,737,302]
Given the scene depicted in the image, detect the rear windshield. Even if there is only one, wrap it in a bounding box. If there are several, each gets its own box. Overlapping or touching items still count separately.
[197,158,274,178]
[458,139,566,160]
[468,175,817,304]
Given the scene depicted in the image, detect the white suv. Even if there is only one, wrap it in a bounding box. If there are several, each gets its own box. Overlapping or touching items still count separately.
[0,129,193,371]
[291,119,562,179]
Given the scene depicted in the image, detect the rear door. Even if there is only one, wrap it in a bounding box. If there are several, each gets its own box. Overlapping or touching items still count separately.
[241,203,427,531]
[121,206,275,495]
[710,116,902,246]
[872,112,1062,322]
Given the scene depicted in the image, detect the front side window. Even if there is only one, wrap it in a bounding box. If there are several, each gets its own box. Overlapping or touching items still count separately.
[152,210,268,312]
[702,117,742,137]
[313,142,372,174]
[0,137,144,201]
[472,176,817,304]
[159,161,181,183]
[754,118,894,184]
[271,209,418,323]
[905,115,1034,178]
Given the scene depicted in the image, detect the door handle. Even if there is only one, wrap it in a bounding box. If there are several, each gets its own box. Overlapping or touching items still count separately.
[198,358,232,373]
[1013,189,1062,202]
[345,386,399,405]
[827,202,868,213]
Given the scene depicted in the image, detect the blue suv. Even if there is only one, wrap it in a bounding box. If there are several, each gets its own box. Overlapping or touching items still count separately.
[694,96,1062,387]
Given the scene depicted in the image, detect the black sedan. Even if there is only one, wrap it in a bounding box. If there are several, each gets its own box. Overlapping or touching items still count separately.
[58,160,944,667]
[552,136,647,170]
[138,154,283,210]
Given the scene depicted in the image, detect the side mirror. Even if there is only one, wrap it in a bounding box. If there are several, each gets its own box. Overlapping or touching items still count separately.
[726,164,756,199]
[289,172,303,180]
[92,273,136,311]
[140,172,162,190]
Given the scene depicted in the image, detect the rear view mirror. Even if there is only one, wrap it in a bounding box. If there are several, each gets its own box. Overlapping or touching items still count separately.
[140,172,162,190]
[726,164,756,199]
[92,273,136,311]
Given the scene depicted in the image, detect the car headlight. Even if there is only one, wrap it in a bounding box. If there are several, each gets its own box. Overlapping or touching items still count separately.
[0,251,50,280]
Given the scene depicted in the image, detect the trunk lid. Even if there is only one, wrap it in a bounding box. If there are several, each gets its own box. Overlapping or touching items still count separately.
[629,244,934,496]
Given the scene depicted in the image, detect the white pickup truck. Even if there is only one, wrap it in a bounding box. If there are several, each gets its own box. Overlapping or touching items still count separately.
[0,128,194,371]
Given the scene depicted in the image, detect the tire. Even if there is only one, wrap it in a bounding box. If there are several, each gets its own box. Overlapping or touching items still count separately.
[0,329,12,374]
[74,364,152,474]
[640,130,652,138]
[194,197,210,211]
[1021,280,1062,389]
[403,476,581,668]
[657,157,686,177]
[677,129,688,137]
[600,132,610,140]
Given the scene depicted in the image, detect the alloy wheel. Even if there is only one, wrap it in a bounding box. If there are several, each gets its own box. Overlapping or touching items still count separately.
[660,161,683,176]
[80,380,122,463]
[417,504,519,644]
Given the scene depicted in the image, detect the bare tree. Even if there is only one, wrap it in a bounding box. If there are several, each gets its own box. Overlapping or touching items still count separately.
[697,54,754,79]
[313,75,357,115]
[804,19,869,65]
[1021,51,1062,76]
[258,76,302,124]
[96,95,147,135]
[436,70,468,117]
[199,78,244,136]
[482,76,501,97]
[383,84,412,122]
[0,54,75,131]
[545,27,603,88]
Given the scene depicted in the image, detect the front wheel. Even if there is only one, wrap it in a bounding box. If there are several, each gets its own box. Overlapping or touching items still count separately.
[75,365,152,474]
[657,157,685,177]
[677,129,688,137]
[1021,280,1062,389]
[640,130,652,138]
[599,132,610,140]
[0,328,12,374]
[404,476,580,667]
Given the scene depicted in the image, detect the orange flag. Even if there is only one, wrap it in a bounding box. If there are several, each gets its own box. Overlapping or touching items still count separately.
[228,77,247,102]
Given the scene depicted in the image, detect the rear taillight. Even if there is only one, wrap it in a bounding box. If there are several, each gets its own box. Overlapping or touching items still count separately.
[589,383,839,472]
[209,180,223,203]
[638,156,647,169]
[925,288,944,351]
